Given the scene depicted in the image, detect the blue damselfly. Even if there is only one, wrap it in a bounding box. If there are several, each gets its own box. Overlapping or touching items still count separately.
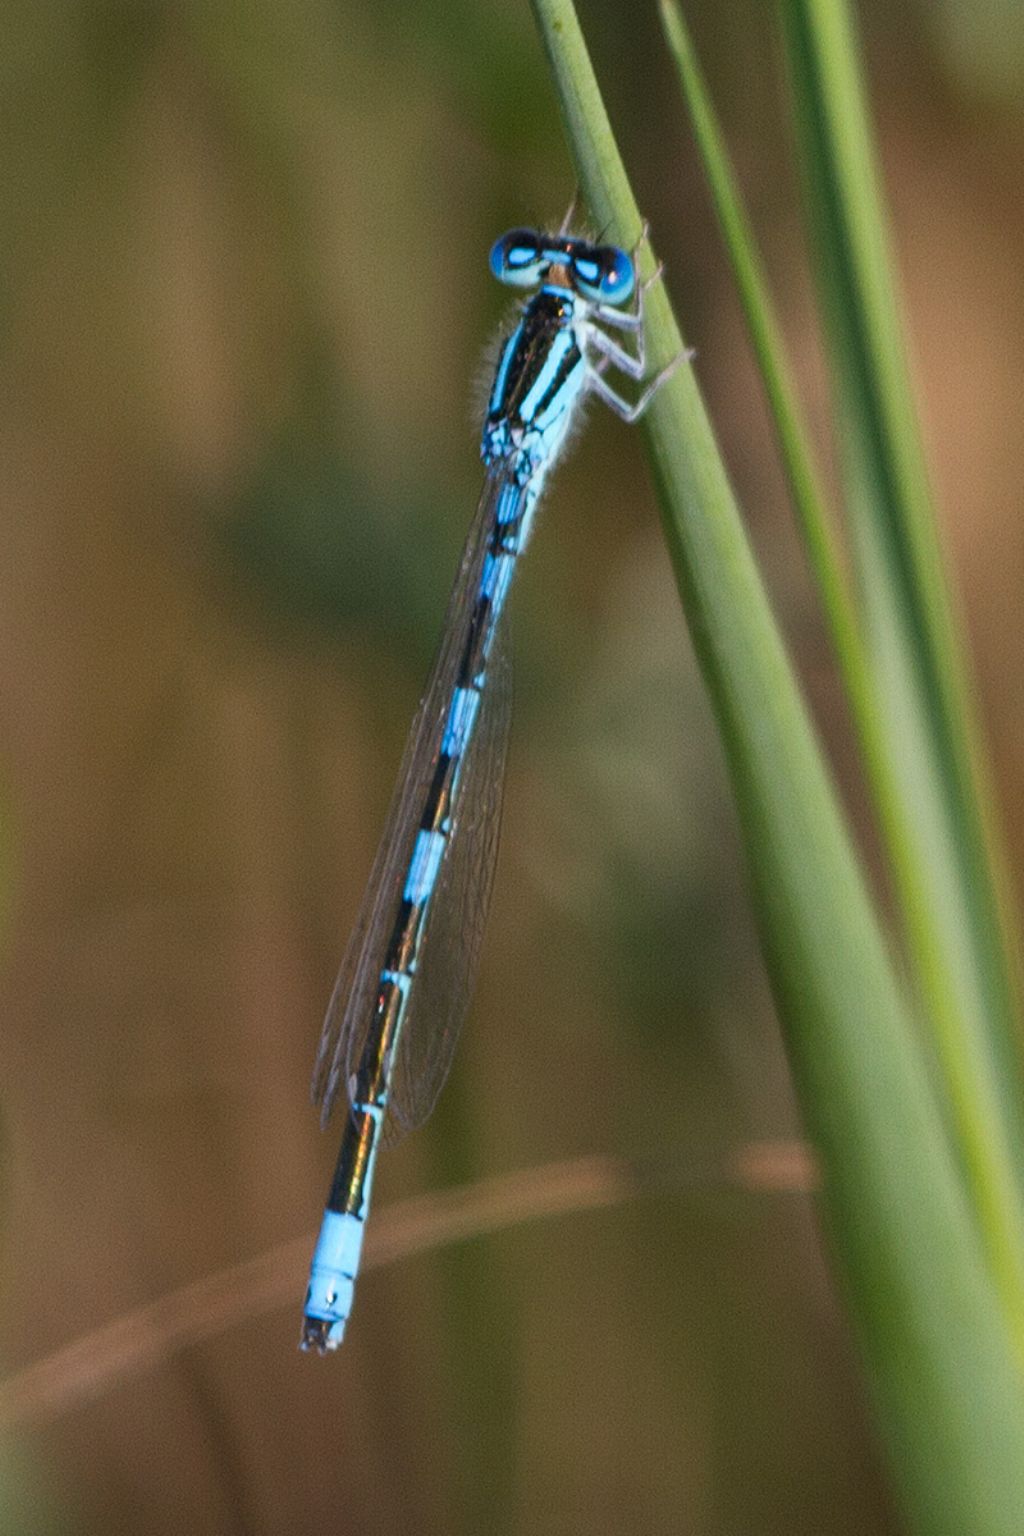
[301,215,683,1351]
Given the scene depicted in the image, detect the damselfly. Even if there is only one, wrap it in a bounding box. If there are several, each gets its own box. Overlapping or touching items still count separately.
[301,214,684,1351]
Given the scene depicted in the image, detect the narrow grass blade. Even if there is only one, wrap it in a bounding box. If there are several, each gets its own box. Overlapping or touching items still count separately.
[528,0,1024,1529]
[654,0,903,1000]
[660,0,1024,1356]
[657,0,858,682]
[782,0,1024,1346]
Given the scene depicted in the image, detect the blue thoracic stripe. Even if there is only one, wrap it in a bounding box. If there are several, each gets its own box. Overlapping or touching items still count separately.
[519,328,575,422]
[303,222,667,1354]
[489,327,520,415]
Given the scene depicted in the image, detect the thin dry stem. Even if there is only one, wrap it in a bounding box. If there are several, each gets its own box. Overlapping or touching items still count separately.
[0,1141,815,1431]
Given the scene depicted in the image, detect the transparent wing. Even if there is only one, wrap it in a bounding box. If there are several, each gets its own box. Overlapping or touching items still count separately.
[311,472,506,1127]
[386,613,512,1138]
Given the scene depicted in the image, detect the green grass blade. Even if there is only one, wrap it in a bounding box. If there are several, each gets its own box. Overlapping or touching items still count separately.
[656,0,858,682]
[654,0,906,1014]
[528,0,1024,1528]
[660,0,1024,1354]
[782,0,1024,1345]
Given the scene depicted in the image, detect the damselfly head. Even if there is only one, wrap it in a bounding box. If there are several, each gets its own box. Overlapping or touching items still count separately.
[489,228,635,306]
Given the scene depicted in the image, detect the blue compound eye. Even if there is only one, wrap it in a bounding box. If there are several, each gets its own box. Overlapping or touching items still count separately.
[490,229,545,288]
[571,243,635,305]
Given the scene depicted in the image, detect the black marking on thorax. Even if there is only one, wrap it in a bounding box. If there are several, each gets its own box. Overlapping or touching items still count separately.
[489,289,581,430]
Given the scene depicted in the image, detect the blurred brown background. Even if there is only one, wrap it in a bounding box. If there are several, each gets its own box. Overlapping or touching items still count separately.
[0,1,1022,1531]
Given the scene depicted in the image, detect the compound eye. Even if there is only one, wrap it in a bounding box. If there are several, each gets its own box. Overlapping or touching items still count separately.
[489,229,545,288]
[572,243,635,305]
